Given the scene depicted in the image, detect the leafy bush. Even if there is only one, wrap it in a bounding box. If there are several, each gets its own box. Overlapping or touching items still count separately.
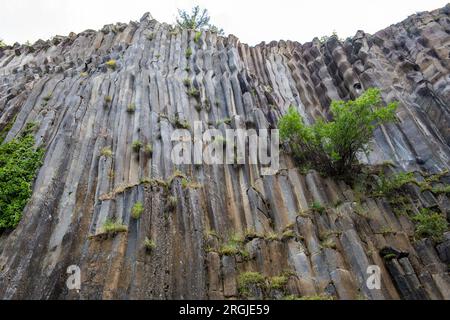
[278,88,397,178]
[413,209,448,243]
[176,5,224,35]
[131,202,144,219]
[0,128,44,229]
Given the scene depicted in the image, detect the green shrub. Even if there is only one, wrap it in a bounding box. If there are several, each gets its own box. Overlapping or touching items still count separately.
[144,237,156,251]
[374,172,417,196]
[269,276,288,290]
[176,5,224,35]
[310,201,325,214]
[0,39,6,48]
[167,195,178,210]
[106,59,117,69]
[132,141,143,152]
[127,104,136,113]
[278,88,397,178]
[183,78,192,87]
[144,144,153,156]
[413,209,448,243]
[0,128,44,229]
[101,218,128,234]
[187,87,200,98]
[131,202,144,219]
[185,47,192,59]
[194,31,202,43]
[100,147,112,158]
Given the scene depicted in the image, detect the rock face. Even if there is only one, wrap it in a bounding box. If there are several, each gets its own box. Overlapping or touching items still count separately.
[0,6,449,300]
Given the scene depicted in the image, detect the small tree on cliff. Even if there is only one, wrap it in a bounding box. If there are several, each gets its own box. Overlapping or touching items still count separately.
[278,88,398,179]
[176,5,224,35]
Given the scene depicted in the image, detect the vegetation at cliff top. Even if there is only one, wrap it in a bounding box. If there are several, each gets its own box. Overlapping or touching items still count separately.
[176,5,224,35]
[0,124,44,230]
[279,88,398,179]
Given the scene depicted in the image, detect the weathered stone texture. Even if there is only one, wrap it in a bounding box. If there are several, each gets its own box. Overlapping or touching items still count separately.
[0,6,449,299]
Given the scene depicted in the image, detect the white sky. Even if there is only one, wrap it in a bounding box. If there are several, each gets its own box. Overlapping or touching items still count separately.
[1,0,448,45]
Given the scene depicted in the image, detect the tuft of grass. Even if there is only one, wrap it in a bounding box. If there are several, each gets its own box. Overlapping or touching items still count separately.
[218,243,240,256]
[238,272,266,297]
[104,96,112,104]
[269,276,288,290]
[127,104,136,113]
[265,232,279,242]
[131,202,144,219]
[383,253,397,261]
[167,195,178,211]
[432,185,450,196]
[310,201,326,214]
[144,237,156,251]
[185,47,192,59]
[43,93,52,102]
[413,208,448,243]
[132,141,143,152]
[100,147,113,158]
[101,219,128,234]
[187,87,200,99]
[281,229,296,240]
[106,59,117,69]
[183,78,192,87]
[194,31,202,43]
[321,238,337,250]
[144,143,153,156]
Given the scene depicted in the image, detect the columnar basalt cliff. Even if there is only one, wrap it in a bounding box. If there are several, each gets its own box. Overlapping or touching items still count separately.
[0,6,449,300]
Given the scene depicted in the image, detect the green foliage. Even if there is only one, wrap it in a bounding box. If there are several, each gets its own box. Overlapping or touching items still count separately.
[413,209,448,243]
[176,5,224,35]
[105,59,117,69]
[279,88,398,178]
[310,201,325,214]
[144,237,156,251]
[269,276,288,290]
[0,39,6,48]
[238,272,266,297]
[194,31,202,43]
[132,141,143,152]
[187,87,200,98]
[185,47,193,59]
[167,195,178,211]
[131,202,144,219]
[127,103,136,113]
[144,144,153,156]
[374,172,417,196]
[0,128,44,229]
[101,218,128,234]
[183,78,192,87]
[100,147,112,158]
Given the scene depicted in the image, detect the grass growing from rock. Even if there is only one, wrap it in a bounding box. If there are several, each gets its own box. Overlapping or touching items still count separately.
[132,141,143,152]
[413,208,448,243]
[0,125,44,229]
[131,202,144,219]
[101,218,128,234]
[100,147,112,158]
[238,272,266,297]
[144,237,156,251]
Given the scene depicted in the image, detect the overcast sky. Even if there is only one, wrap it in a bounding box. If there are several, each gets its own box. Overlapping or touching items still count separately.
[1,0,448,45]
